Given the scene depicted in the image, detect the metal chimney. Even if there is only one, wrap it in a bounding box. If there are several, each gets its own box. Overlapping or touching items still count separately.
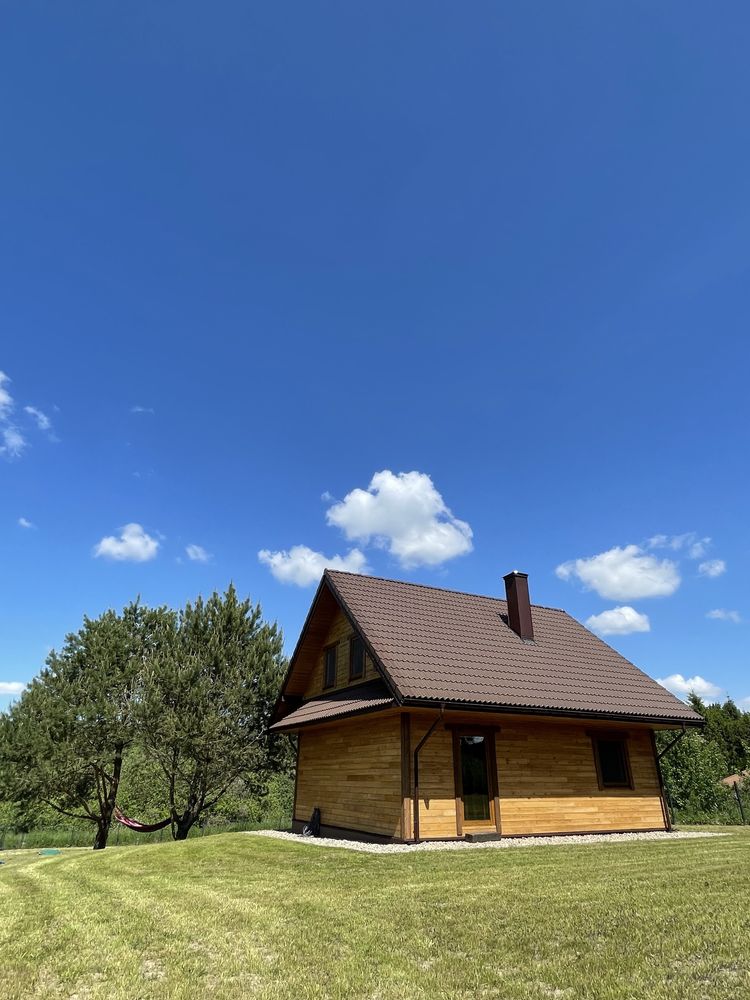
[503,571,534,641]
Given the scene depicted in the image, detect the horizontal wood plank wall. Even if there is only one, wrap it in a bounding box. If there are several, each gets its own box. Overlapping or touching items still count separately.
[497,723,666,834]
[303,609,378,699]
[295,713,402,838]
[409,717,460,839]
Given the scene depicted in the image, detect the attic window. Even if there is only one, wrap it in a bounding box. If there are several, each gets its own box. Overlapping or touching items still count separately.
[591,735,633,790]
[323,645,337,689]
[349,636,365,680]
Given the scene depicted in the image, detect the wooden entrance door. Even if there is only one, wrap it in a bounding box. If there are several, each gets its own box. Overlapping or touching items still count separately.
[452,728,501,836]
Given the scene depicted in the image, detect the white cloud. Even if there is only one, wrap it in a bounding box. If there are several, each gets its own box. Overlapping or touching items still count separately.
[258,545,368,586]
[0,371,13,416]
[130,406,154,415]
[18,517,34,529]
[0,373,24,457]
[0,681,25,696]
[186,543,211,563]
[325,470,472,568]
[556,544,680,601]
[657,673,723,701]
[24,405,51,431]
[648,532,711,559]
[689,538,711,560]
[707,608,742,624]
[585,606,651,636]
[0,372,55,456]
[94,523,160,562]
[699,559,726,578]
[1,426,26,458]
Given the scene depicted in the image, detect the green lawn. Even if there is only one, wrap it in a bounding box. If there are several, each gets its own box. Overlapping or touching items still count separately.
[1,829,749,1000]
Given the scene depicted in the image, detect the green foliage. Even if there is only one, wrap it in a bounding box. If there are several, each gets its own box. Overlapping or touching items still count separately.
[658,731,730,821]
[0,586,289,849]
[133,585,286,839]
[0,603,172,848]
[658,695,750,825]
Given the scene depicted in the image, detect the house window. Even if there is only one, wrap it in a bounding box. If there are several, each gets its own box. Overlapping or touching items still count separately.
[349,636,365,680]
[323,646,337,689]
[592,736,633,789]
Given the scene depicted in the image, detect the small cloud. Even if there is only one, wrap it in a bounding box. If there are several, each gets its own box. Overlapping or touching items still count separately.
[326,469,472,568]
[706,608,741,624]
[585,606,650,636]
[0,371,14,415]
[1,425,26,458]
[648,532,715,561]
[647,532,711,559]
[556,544,680,601]
[647,532,690,551]
[18,517,34,529]
[185,544,211,563]
[94,523,160,562]
[689,538,711,560]
[699,559,726,578]
[258,545,368,587]
[0,681,25,696]
[24,405,52,431]
[130,406,155,415]
[0,372,56,456]
[320,491,334,502]
[656,673,724,702]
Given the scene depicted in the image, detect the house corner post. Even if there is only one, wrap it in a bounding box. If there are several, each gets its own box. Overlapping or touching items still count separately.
[400,713,412,841]
[650,729,671,831]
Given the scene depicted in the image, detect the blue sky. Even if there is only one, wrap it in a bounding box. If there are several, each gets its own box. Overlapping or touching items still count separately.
[2,3,749,709]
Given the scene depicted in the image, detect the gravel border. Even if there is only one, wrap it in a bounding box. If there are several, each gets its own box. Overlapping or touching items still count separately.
[250,828,722,854]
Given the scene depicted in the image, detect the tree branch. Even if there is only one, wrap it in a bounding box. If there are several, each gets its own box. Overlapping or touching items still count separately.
[46,801,96,823]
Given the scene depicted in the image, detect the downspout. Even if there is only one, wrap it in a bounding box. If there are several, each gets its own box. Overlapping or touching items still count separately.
[412,704,445,844]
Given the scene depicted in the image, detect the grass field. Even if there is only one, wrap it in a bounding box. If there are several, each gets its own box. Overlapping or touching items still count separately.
[2,829,749,1000]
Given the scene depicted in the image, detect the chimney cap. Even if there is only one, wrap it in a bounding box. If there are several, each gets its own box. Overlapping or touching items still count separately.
[503,569,528,580]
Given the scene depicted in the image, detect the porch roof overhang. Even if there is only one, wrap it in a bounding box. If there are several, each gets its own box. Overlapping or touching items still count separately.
[269,680,396,733]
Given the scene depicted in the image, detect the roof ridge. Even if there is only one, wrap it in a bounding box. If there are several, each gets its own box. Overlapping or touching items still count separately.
[325,569,566,613]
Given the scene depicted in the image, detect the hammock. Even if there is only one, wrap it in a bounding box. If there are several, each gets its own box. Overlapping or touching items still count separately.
[113,806,171,833]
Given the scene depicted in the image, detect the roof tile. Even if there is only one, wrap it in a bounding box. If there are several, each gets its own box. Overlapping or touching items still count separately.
[325,571,701,724]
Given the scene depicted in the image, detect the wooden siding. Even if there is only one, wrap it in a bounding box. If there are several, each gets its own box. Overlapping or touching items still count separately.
[303,609,379,699]
[409,716,458,838]
[295,708,667,841]
[496,722,665,835]
[406,712,666,839]
[295,712,402,838]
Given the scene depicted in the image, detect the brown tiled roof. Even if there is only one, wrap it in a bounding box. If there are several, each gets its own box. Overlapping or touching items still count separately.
[270,680,395,732]
[322,571,702,725]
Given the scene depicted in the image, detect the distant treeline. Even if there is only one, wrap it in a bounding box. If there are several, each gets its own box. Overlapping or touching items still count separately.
[0,587,294,849]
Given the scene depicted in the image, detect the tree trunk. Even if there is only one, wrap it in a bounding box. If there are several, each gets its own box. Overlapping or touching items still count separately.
[93,820,109,850]
[92,743,125,850]
[172,815,196,841]
[169,762,205,841]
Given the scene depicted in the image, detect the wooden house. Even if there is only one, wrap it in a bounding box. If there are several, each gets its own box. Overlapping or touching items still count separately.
[270,570,702,842]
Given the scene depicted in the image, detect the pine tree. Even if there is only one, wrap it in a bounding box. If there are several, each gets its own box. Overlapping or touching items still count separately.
[136,585,286,840]
[0,603,172,849]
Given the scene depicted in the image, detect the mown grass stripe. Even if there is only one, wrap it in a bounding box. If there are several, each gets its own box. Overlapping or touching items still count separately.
[1,830,749,999]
